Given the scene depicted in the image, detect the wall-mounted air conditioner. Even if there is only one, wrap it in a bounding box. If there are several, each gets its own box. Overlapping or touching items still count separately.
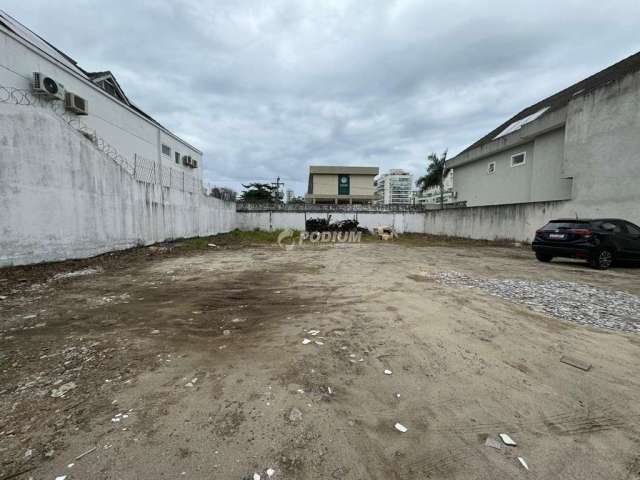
[32,72,65,101]
[64,92,89,115]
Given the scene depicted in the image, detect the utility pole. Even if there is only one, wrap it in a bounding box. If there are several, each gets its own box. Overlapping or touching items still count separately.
[271,176,284,202]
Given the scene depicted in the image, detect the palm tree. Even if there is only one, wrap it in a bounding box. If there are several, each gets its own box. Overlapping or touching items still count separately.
[416,150,448,209]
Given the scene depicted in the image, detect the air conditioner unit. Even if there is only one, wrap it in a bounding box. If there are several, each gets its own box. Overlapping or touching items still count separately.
[192,159,198,169]
[64,92,89,115]
[32,72,65,101]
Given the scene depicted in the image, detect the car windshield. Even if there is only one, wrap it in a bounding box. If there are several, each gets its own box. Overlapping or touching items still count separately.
[541,221,590,231]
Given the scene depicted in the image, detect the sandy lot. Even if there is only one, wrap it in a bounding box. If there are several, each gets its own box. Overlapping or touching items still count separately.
[1,237,640,480]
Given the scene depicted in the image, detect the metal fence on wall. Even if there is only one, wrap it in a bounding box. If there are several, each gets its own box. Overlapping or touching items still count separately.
[1,84,207,195]
[133,155,201,193]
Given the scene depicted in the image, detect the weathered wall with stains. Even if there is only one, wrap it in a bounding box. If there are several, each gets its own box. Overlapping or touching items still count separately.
[0,104,235,267]
[236,201,574,242]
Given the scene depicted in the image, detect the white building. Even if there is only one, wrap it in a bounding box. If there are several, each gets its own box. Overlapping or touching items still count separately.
[0,10,202,180]
[375,169,413,205]
[413,171,455,205]
[285,189,295,203]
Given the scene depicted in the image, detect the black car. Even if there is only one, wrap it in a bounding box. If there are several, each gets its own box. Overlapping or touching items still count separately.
[532,218,640,269]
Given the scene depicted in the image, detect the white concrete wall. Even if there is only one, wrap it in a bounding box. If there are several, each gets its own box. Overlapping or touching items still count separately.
[0,104,235,267]
[563,69,640,218]
[0,25,202,177]
[236,196,639,244]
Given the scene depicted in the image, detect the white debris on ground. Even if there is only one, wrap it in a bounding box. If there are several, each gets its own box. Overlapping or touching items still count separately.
[425,271,640,332]
[52,268,100,281]
[499,433,517,446]
[394,423,408,433]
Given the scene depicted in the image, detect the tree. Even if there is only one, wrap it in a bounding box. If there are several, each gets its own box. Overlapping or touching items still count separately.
[416,150,448,209]
[239,183,280,203]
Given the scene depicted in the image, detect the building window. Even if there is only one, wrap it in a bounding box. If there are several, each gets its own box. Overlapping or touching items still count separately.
[175,152,181,164]
[511,152,526,167]
[487,162,496,174]
[624,222,640,235]
[161,144,171,157]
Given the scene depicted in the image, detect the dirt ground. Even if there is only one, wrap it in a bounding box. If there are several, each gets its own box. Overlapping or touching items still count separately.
[1,235,640,480]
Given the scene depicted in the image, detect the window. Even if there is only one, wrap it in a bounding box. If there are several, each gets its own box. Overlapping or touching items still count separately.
[487,162,496,174]
[542,221,591,231]
[161,144,171,156]
[624,222,640,235]
[598,222,620,233]
[175,152,181,164]
[511,152,526,167]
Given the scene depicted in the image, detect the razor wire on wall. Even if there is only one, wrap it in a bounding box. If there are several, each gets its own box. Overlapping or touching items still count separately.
[1,84,204,194]
[133,155,200,193]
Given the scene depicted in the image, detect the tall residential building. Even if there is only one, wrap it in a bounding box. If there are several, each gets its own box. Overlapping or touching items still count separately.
[285,189,295,203]
[375,169,413,205]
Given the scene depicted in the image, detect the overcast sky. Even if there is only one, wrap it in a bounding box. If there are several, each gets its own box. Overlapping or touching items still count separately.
[5,1,640,195]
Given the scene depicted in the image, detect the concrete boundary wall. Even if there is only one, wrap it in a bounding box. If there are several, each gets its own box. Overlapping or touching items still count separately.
[0,104,235,267]
[236,199,635,243]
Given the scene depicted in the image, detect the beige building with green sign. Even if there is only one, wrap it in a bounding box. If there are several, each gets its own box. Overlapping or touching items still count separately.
[305,166,379,204]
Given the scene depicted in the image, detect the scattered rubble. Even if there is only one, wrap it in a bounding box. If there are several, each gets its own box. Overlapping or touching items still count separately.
[425,271,640,332]
[484,437,502,450]
[394,423,408,433]
[499,433,517,446]
[288,407,303,423]
[74,446,97,460]
[560,355,592,371]
[50,382,77,398]
[52,268,100,281]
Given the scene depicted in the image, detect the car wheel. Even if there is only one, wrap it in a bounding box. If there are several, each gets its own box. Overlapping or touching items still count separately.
[589,249,614,270]
[535,252,553,263]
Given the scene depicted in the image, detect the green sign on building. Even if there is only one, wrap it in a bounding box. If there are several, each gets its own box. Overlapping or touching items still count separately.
[338,175,350,195]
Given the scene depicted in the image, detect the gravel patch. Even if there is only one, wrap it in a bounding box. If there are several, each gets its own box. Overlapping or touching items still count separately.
[426,271,640,332]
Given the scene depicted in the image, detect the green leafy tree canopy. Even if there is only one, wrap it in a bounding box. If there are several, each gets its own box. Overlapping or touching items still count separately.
[240,183,280,203]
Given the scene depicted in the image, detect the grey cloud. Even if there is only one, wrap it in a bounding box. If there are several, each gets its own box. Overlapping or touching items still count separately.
[5,0,640,194]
